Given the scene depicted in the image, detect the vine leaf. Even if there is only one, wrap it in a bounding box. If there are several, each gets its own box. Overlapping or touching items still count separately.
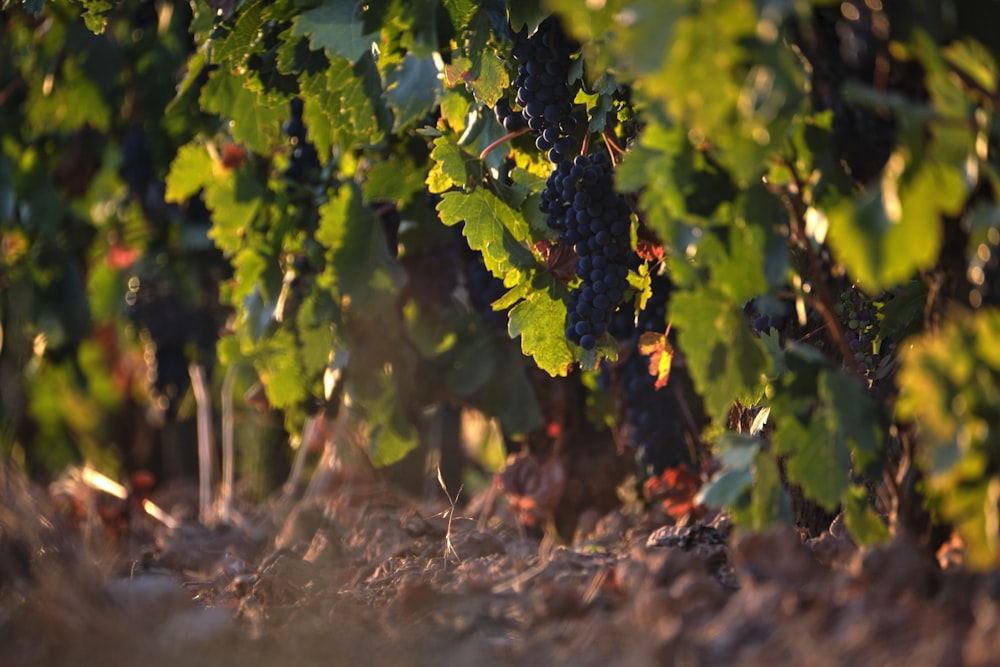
[507,278,574,377]
[428,135,480,193]
[843,484,890,546]
[317,185,406,303]
[384,54,443,132]
[638,329,674,390]
[165,142,262,257]
[292,1,379,64]
[828,156,967,290]
[670,285,769,423]
[200,70,285,154]
[437,189,536,278]
[164,142,213,203]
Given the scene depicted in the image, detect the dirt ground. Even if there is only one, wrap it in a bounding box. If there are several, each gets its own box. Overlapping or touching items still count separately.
[1,463,999,667]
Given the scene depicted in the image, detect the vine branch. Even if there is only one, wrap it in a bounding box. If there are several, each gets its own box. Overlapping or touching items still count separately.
[772,155,862,377]
[478,127,529,161]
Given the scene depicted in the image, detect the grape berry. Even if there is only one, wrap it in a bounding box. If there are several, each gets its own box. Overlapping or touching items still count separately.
[283,97,320,182]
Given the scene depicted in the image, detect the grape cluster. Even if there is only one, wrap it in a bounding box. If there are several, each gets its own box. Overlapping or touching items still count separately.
[510,17,579,163]
[465,255,508,330]
[837,286,880,375]
[541,153,633,350]
[748,299,791,335]
[283,97,320,182]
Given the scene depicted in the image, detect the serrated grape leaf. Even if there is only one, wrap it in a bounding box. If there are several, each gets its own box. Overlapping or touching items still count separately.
[843,484,890,546]
[637,330,674,390]
[828,155,967,290]
[292,1,379,63]
[428,135,480,193]
[507,279,574,377]
[490,281,531,311]
[819,369,884,473]
[204,170,263,256]
[80,0,112,33]
[26,59,111,134]
[258,328,308,410]
[437,189,536,279]
[670,285,769,423]
[368,410,419,467]
[772,413,850,511]
[384,54,442,132]
[301,55,384,154]
[749,452,792,529]
[463,43,508,107]
[164,142,215,203]
[200,70,285,154]
[316,185,405,303]
[697,469,752,509]
[362,156,426,207]
[211,0,267,67]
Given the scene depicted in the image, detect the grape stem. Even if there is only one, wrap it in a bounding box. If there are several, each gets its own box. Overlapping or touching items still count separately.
[602,128,626,162]
[771,154,862,376]
[478,127,530,161]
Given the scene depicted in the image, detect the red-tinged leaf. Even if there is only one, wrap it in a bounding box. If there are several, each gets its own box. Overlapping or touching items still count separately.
[635,236,665,262]
[638,328,674,389]
[643,464,705,521]
[534,239,577,284]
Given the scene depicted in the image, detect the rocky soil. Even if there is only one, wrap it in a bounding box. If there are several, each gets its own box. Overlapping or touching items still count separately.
[1,464,998,667]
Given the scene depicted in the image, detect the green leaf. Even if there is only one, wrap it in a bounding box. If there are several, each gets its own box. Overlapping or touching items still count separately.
[698,469,753,508]
[301,54,385,153]
[25,58,111,134]
[896,308,1000,567]
[200,70,285,154]
[258,329,309,410]
[507,276,574,377]
[466,50,508,107]
[362,156,427,207]
[436,189,536,278]
[165,142,215,203]
[203,169,264,256]
[827,155,968,290]
[427,134,480,193]
[80,0,112,33]
[772,411,850,512]
[443,331,495,395]
[211,0,268,67]
[292,0,380,63]
[819,369,884,473]
[316,184,406,302]
[367,409,420,467]
[843,484,890,546]
[749,451,792,530]
[384,54,443,132]
[670,285,769,423]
